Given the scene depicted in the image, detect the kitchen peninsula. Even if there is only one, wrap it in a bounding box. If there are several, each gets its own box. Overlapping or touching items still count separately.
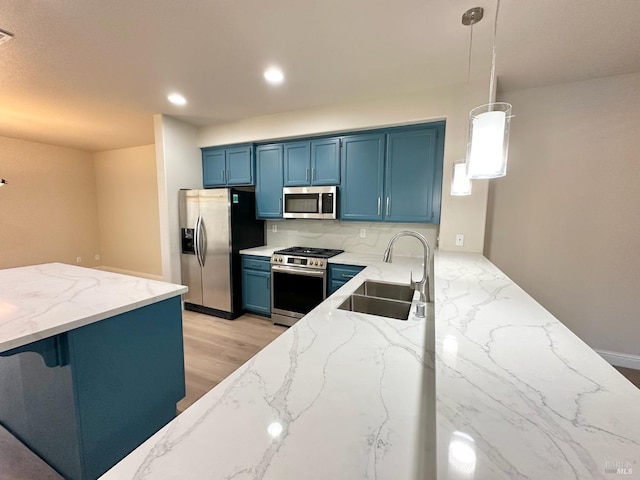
[0,263,188,480]
[101,250,640,479]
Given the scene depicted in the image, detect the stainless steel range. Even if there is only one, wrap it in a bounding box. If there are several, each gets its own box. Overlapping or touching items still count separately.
[270,247,344,327]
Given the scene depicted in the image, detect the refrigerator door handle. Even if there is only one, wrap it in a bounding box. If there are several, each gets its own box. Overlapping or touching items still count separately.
[198,217,207,266]
[194,216,203,267]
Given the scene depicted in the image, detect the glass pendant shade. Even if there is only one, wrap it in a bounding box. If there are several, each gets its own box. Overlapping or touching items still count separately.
[466,102,512,179]
[451,163,472,196]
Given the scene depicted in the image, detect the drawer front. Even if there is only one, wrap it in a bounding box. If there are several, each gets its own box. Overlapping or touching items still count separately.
[241,255,271,273]
[329,264,364,282]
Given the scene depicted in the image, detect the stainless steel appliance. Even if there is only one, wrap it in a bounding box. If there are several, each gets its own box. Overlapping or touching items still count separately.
[180,188,264,319]
[282,186,337,219]
[270,247,344,326]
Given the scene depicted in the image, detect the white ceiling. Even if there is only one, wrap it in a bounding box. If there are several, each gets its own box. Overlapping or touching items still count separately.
[1,0,639,152]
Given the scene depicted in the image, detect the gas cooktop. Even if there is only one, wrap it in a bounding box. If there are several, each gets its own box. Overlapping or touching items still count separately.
[273,246,344,259]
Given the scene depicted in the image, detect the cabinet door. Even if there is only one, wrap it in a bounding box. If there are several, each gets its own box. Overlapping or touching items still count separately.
[241,268,271,316]
[311,138,340,185]
[202,148,226,187]
[384,128,442,223]
[256,144,284,219]
[283,142,311,186]
[226,145,254,185]
[339,134,385,221]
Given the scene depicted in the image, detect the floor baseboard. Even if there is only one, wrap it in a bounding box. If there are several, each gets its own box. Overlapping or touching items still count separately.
[595,349,640,370]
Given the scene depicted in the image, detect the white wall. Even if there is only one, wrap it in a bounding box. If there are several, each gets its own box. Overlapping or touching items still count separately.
[486,72,640,357]
[94,144,162,278]
[154,115,202,284]
[198,83,490,253]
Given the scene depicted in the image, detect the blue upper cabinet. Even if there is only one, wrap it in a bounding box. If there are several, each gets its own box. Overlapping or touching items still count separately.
[256,144,284,219]
[340,133,385,221]
[202,144,254,187]
[226,145,254,185]
[283,137,341,186]
[311,138,341,185]
[202,148,226,187]
[384,126,443,223]
[283,141,311,186]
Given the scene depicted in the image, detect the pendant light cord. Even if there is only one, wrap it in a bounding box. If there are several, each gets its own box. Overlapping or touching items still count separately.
[488,0,501,106]
[467,22,474,84]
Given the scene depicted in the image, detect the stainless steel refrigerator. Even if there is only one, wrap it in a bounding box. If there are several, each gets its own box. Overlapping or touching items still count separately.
[179,188,264,319]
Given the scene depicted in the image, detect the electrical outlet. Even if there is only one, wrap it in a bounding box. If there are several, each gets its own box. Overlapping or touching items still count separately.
[76,256,82,263]
[95,254,100,261]
[359,228,366,238]
[455,234,465,247]
[271,224,278,233]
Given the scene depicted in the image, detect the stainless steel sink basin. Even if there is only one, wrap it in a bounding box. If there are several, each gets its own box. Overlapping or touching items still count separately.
[352,280,414,302]
[338,294,411,320]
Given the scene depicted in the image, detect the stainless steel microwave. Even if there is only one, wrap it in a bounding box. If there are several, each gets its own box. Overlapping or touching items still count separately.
[282,186,337,219]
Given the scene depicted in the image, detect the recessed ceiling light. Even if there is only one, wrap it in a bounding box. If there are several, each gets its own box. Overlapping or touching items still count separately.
[263,67,284,85]
[168,93,187,106]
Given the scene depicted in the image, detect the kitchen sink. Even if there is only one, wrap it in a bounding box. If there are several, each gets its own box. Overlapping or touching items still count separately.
[338,294,412,320]
[352,280,414,303]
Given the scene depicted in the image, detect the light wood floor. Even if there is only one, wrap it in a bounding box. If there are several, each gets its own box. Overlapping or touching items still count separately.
[177,310,287,413]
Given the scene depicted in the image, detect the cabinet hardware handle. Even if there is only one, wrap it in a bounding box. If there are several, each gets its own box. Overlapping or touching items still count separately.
[226,169,230,182]
[221,169,225,181]
[306,168,309,181]
[386,197,390,216]
[312,168,316,180]
[342,274,356,279]
[377,197,381,216]
[279,197,282,214]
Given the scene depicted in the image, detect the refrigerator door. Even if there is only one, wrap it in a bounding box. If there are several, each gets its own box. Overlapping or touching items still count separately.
[199,189,232,312]
[179,190,203,306]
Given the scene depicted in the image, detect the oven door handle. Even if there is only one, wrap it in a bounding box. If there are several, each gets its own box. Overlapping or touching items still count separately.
[271,265,326,277]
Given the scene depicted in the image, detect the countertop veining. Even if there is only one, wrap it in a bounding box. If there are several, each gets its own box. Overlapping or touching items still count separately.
[0,263,187,354]
[101,251,640,479]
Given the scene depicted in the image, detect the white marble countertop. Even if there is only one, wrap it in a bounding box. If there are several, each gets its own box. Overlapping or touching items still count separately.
[102,252,640,479]
[0,263,188,354]
[239,246,284,257]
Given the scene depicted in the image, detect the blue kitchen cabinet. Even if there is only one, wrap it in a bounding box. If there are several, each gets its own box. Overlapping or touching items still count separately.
[256,144,284,218]
[283,141,311,186]
[241,255,271,316]
[384,126,443,223]
[202,144,254,187]
[0,297,184,480]
[202,148,227,187]
[340,133,385,221]
[283,137,341,186]
[328,264,365,295]
[311,137,341,185]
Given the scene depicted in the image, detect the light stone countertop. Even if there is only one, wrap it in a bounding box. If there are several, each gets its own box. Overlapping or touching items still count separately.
[101,251,640,479]
[0,263,187,354]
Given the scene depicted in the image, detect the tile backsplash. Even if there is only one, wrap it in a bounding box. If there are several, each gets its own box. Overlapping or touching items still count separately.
[265,220,438,258]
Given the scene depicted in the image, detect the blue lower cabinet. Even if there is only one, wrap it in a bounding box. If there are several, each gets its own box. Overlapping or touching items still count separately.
[241,256,271,316]
[0,297,185,480]
[328,264,365,295]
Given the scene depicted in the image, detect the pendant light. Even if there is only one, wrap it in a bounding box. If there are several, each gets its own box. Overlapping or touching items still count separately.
[451,163,472,196]
[464,0,513,179]
[0,179,7,187]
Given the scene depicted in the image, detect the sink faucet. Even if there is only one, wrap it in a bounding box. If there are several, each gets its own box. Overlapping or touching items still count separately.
[382,231,431,303]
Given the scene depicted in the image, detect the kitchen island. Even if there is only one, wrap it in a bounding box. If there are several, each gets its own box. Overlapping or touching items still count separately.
[101,251,640,479]
[0,263,188,480]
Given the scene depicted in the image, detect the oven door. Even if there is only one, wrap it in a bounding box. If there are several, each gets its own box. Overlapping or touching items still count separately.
[271,264,327,326]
